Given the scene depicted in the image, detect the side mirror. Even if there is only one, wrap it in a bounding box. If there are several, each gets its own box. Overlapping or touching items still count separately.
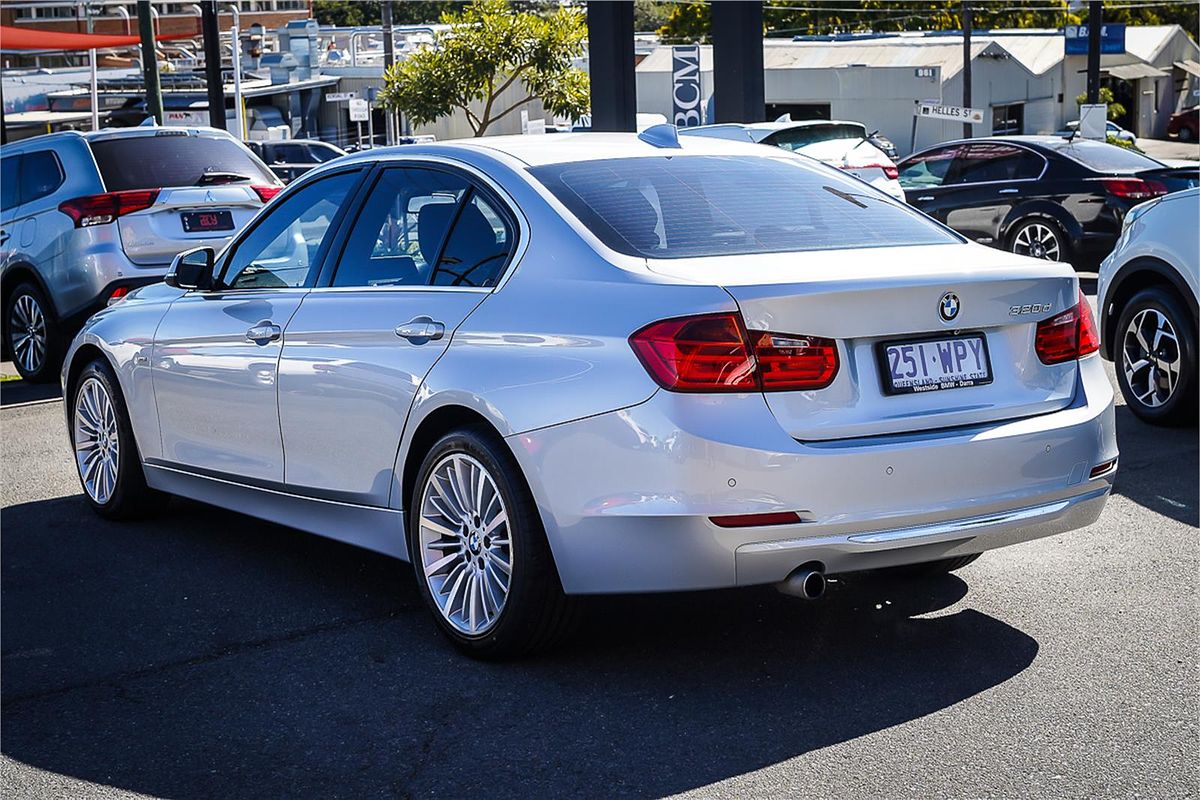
[165,246,216,290]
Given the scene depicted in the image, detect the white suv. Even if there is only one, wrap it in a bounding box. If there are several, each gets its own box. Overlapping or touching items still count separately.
[1098,187,1198,425]
[1,126,281,382]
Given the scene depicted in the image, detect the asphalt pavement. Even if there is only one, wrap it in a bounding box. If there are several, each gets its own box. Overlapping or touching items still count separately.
[1,289,1196,799]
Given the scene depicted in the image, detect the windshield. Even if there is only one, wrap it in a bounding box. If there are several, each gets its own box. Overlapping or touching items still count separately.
[90,133,277,191]
[531,155,958,259]
[766,124,867,151]
[1048,139,1163,173]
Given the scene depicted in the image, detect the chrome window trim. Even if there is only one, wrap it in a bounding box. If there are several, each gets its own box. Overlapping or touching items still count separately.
[304,285,491,295]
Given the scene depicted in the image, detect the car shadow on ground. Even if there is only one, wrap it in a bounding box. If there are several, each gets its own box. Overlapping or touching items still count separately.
[1,494,1037,798]
[0,379,62,407]
[1109,405,1199,526]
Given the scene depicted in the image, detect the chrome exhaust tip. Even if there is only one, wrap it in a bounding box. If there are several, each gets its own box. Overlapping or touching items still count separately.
[778,566,826,600]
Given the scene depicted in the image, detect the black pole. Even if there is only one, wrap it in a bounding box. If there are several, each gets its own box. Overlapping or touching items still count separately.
[712,1,765,123]
[201,0,227,129]
[1,80,7,145]
[586,1,636,132]
[137,0,163,125]
[1086,1,1102,105]
[962,0,972,138]
[381,0,395,145]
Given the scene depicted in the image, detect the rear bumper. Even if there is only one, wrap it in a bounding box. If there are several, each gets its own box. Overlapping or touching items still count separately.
[507,355,1117,594]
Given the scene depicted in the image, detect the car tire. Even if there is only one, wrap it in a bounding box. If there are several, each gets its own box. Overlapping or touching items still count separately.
[6,283,63,383]
[883,553,982,579]
[1178,125,1194,143]
[1009,218,1069,264]
[408,425,579,659]
[1114,287,1197,426]
[69,358,169,519]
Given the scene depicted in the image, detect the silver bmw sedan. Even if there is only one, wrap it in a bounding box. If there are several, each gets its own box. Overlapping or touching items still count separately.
[61,129,1117,658]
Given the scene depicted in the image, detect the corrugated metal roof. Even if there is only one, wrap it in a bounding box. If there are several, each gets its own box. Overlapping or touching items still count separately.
[1106,62,1168,81]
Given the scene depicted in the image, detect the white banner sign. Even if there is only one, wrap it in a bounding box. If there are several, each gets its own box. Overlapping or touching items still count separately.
[348,98,370,122]
[916,102,984,124]
[671,45,702,127]
[326,92,358,102]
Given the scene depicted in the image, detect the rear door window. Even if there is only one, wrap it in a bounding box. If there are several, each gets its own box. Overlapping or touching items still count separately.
[430,194,513,288]
[1,156,19,210]
[89,133,276,191]
[950,143,1043,184]
[18,151,64,204]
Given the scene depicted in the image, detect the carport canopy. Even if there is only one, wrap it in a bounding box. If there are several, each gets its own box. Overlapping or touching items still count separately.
[1104,62,1168,81]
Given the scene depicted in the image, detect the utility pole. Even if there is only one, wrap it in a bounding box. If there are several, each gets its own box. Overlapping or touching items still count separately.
[381,0,396,146]
[1086,1,1102,104]
[201,0,227,129]
[961,0,972,138]
[137,0,164,125]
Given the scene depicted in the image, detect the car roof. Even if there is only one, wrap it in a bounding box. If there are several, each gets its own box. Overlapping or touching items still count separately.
[1,125,238,154]
[333,131,788,168]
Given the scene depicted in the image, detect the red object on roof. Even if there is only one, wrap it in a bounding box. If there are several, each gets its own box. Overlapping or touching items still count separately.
[0,25,194,52]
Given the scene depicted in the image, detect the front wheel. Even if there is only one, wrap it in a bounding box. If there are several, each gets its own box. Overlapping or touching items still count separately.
[1115,287,1197,426]
[1009,219,1067,263]
[6,283,62,383]
[409,426,578,659]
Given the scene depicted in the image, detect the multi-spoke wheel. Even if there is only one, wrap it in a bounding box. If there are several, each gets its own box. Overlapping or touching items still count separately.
[1115,287,1196,426]
[1010,219,1066,262]
[409,426,578,658]
[69,359,168,518]
[6,283,61,383]
[418,453,512,636]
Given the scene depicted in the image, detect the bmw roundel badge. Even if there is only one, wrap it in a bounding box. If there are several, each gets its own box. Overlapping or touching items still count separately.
[939,292,960,322]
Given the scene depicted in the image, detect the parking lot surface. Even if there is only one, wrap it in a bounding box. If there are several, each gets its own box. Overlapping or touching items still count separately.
[1,303,1196,799]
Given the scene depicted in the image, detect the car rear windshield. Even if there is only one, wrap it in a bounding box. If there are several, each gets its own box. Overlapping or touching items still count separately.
[767,123,867,151]
[89,133,276,191]
[1049,139,1163,173]
[530,155,958,259]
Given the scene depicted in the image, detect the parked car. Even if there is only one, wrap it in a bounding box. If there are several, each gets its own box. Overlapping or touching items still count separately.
[680,117,906,202]
[1,126,282,382]
[62,130,1116,657]
[1055,120,1137,146]
[896,136,1199,268]
[1097,187,1198,425]
[246,139,347,183]
[1167,106,1199,142]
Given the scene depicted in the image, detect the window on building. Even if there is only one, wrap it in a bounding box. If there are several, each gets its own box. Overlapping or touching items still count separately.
[992,104,1024,136]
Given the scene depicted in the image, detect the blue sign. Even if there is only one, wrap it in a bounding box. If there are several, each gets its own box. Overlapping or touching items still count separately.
[1064,23,1126,55]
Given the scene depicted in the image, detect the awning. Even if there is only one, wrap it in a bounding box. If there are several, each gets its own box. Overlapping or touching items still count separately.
[1175,59,1200,78]
[0,25,192,52]
[1104,63,1168,81]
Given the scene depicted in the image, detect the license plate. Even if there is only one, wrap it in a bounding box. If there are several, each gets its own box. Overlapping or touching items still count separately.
[879,334,992,394]
[181,210,233,232]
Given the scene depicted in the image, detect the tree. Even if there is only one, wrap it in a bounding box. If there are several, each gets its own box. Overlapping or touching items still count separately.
[1076,87,1126,122]
[378,0,589,136]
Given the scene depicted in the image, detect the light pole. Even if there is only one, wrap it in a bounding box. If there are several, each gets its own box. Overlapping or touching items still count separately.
[228,3,244,139]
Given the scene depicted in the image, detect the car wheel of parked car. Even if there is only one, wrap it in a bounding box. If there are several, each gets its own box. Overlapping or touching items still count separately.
[6,283,62,383]
[70,358,168,518]
[1009,219,1067,262]
[409,426,578,659]
[883,553,982,579]
[1114,287,1197,426]
[1178,126,1194,142]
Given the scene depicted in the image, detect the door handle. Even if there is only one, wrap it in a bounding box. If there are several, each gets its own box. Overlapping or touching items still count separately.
[394,316,445,343]
[997,188,1019,195]
[916,195,934,202]
[245,321,282,344]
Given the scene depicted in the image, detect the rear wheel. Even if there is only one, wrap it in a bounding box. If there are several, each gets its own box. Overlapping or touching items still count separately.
[882,553,981,579]
[1178,125,1195,143]
[1115,287,1197,426]
[1009,219,1067,263]
[6,283,62,383]
[70,359,168,519]
[408,425,578,659]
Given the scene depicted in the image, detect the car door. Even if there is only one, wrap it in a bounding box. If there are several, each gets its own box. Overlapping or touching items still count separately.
[0,155,20,269]
[897,145,962,222]
[937,142,1047,246]
[277,164,518,506]
[151,168,361,484]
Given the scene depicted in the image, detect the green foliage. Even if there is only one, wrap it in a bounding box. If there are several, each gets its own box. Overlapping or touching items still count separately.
[1076,87,1126,122]
[378,0,588,136]
[1105,134,1142,152]
[634,0,675,34]
[312,2,465,27]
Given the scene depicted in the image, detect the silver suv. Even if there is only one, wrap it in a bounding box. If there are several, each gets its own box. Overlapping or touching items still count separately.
[1,126,281,382]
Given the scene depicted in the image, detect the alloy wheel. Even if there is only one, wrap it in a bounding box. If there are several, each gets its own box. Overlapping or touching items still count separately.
[9,294,47,375]
[418,453,512,636]
[73,376,121,505]
[1012,222,1061,261]
[1122,308,1181,409]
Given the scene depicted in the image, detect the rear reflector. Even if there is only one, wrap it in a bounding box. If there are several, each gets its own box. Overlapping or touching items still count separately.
[106,286,130,306]
[1090,458,1118,478]
[1101,177,1168,201]
[252,185,283,203]
[710,511,803,528]
[1034,289,1101,364]
[629,312,839,392]
[58,189,160,228]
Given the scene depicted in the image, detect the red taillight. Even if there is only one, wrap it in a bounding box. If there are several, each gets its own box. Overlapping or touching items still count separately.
[58,189,160,228]
[710,511,803,528]
[629,312,839,392]
[1034,290,1100,365]
[252,185,283,203]
[107,286,130,304]
[1100,177,1168,201]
